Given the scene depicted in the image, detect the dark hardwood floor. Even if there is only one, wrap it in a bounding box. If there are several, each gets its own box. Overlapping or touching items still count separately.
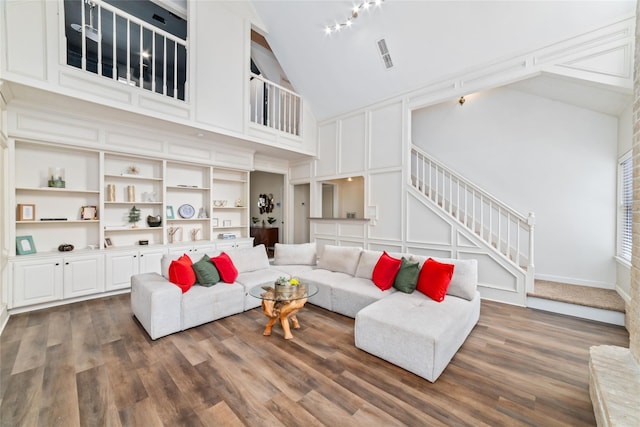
[0,294,629,426]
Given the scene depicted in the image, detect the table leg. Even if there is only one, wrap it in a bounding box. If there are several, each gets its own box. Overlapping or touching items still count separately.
[291,315,300,329]
[263,316,278,336]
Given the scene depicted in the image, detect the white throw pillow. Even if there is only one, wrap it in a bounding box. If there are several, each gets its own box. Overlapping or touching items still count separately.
[318,245,362,276]
[354,250,383,279]
[274,242,317,265]
[226,244,270,273]
[410,255,478,301]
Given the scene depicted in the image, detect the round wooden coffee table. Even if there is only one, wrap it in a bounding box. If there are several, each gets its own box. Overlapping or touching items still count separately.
[249,283,318,339]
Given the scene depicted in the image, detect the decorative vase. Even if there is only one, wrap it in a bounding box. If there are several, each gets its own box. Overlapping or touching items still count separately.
[48,167,65,188]
[127,185,135,202]
[146,215,162,227]
[275,282,295,299]
[107,184,116,202]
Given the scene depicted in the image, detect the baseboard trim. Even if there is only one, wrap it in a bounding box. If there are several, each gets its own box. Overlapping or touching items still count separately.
[527,296,625,326]
[0,304,9,336]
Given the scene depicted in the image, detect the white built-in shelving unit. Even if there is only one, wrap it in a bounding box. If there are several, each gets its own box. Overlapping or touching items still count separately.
[9,141,253,311]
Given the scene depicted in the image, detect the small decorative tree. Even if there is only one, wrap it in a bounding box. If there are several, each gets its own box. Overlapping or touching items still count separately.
[128,205,141,228]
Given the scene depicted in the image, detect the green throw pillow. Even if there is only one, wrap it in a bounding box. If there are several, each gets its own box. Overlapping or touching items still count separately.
[393,257,420,293]
[192,255,220,287]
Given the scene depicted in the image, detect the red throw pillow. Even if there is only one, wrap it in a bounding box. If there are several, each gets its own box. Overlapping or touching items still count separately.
[168,254,195,293]
[416,258,455,302]
[371,251,402,291]
[211,252,238,283]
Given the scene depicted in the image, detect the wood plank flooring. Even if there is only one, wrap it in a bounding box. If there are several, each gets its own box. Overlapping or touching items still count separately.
[0,295,629,426]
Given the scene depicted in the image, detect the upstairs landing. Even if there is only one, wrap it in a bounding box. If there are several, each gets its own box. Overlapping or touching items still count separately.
[527,280,626,326]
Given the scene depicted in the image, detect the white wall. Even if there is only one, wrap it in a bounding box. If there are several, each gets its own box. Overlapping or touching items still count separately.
[412,87,618,288]
[618,104,633,155]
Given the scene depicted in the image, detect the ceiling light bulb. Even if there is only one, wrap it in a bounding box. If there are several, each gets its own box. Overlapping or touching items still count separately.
[363,2,370,9]
[334,23,341,31]
[325,26,332,34]
[346,19,352,27]
[375,0,382,5]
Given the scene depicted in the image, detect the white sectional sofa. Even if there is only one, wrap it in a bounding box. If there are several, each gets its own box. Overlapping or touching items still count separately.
[130,243,480,382]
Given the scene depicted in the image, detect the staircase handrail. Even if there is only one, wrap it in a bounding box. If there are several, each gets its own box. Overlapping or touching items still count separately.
[412,144,529,223]
[411,144,535,271]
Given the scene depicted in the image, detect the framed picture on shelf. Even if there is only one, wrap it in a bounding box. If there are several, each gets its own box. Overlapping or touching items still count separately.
[16,235,36,255]
[212,218,219,227]
[17,204,35,221]
[81,205,97,220]
[104,237,114,248]
[166,206,175,219]
[223,220,232,227]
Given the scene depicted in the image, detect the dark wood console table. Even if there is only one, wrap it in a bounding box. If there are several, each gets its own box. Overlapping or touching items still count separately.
[250,227,279,256]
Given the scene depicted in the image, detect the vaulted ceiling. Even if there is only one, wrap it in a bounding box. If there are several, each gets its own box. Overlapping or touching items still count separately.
[249,0,635,121]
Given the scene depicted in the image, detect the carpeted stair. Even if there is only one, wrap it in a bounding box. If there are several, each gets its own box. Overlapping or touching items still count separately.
[527,280,626,325]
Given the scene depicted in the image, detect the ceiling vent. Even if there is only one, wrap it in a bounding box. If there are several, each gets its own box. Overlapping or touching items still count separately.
[376,38,394,69]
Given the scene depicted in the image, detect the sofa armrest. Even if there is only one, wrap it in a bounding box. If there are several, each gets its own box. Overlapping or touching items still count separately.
[131,272,182,340]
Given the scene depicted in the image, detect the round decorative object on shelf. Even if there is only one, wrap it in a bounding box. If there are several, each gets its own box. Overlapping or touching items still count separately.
[146,215,162,227]
[178,204,195,219]
[58,243,74,252]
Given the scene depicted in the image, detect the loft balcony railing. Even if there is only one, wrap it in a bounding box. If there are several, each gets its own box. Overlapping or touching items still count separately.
[250,73,302,137]
[64,0,187,101]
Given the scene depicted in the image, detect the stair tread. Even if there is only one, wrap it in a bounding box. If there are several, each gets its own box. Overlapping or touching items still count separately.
[528,280,625,313]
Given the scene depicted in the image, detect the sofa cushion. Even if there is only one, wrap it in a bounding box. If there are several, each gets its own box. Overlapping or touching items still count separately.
[411,256,478,301]
[331,277,396,318]
[192,255,220,287]
[274,242,317,265]
[226,244,270,273]
[416,258,454,302]
[354,290,481,382]
[168,254,196,293]
[354,250,383,279]
[394,257,420,293]
[372,252,402,291]
[298,269,352,311]
[317,245,362,276]
[211,252,238,283]
[161,253,182,279]
[181,283,245,330]
[271,264,315,277]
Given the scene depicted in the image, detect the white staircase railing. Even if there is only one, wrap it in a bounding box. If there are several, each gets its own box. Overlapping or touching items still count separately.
[249,73,302,137]
[411,145,535,271]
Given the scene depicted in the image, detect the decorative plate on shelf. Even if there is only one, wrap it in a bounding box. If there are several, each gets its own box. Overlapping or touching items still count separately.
[178,204,195,219]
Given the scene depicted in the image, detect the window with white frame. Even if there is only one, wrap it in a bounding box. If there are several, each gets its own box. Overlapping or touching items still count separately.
[618,152,632,262]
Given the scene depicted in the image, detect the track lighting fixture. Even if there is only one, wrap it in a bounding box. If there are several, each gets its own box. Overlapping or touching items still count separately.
[324,0,385,34]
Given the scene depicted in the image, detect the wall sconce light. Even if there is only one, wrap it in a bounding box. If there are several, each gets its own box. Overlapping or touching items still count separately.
[347,177,353,182]
[458,96,466,106]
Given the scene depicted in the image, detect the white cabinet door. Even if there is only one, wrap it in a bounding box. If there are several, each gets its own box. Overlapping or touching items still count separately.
[138,248,167,275]
[168,245,193,256]
[12,258,64,308]
[191,244,217,256]
[63,254,105,298]
[215,238,252,251]
[168,244,216,256]
[105,250,139,291]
